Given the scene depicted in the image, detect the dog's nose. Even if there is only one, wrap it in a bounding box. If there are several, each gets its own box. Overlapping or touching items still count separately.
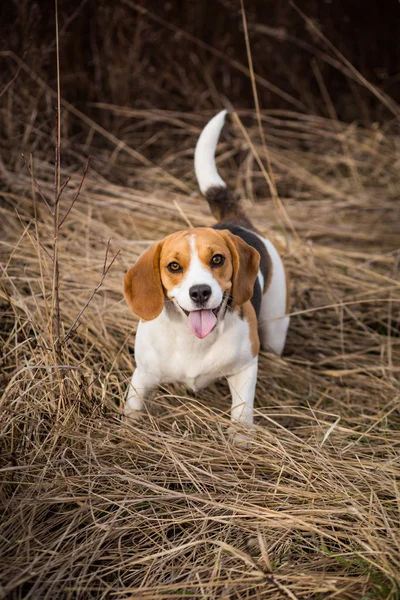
[189,284,212,305]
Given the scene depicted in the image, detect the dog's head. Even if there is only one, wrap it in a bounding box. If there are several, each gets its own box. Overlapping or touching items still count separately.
[124,228,260,338]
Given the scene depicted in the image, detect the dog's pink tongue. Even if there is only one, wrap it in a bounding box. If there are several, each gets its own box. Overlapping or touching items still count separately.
[187,310,217,339]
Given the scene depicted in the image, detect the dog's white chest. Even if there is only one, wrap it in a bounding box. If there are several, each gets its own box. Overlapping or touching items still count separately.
[134,309,253,391]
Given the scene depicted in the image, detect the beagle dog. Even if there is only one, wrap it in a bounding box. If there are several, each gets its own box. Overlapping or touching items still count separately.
[123,111,290,430]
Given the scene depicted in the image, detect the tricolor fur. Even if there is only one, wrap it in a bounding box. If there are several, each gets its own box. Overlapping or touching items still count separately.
[123,110,290,432]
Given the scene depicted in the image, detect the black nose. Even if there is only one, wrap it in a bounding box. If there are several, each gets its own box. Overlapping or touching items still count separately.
[189,284,212,305]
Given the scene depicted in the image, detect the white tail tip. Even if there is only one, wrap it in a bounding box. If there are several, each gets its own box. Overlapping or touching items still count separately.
[194,110,227,195]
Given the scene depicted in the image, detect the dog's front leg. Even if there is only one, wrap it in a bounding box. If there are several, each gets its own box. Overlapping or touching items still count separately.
[227,357,258,427]
[124,368,158,419]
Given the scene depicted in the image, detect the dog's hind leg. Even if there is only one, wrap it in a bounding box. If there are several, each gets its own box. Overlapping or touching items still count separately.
[258,238,290,356]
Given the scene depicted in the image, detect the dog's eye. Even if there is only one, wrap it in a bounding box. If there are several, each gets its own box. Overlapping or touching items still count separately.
[211,254,225,267]
[167,261,182,273]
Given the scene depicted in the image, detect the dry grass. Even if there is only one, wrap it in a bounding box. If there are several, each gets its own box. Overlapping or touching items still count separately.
[1,105,399,599]
[1,8,400,594]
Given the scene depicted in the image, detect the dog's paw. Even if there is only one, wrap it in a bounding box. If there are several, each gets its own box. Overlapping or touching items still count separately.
[227,424,255,448]
[122,403,143,423]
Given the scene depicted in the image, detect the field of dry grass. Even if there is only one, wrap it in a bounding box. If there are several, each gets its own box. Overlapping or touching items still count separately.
[1,103,399,598]
[1,4,400,596]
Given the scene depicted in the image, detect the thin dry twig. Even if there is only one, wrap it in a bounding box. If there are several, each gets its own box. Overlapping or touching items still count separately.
[21,154,53,215]
[63,240,121,342]
[58,157,90,228]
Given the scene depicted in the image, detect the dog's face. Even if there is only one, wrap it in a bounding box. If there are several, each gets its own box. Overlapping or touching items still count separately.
[160,230,233,313]
[124,228,259,338]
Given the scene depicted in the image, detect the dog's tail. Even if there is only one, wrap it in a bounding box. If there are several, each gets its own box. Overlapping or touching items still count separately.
[194,110,251,226]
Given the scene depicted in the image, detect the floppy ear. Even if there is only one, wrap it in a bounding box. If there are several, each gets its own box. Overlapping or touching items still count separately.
[220,230,260,307]
[123,241,165,321]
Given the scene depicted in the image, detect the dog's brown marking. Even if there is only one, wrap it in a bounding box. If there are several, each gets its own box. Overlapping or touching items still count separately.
[241,300,260,357]
[216,229,260,307]
[193,229,234,295]
[159,231,193,293]
[191,228,260,307]
[263,251,273,294]
[124,240,165,321]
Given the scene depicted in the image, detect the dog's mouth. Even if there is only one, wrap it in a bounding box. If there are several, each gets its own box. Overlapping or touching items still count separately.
[180,302,223,339]
[181,305,221,318]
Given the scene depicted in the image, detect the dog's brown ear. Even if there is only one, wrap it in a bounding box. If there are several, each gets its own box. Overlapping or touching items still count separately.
[123,241,165,321]
[220,230,260,307]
